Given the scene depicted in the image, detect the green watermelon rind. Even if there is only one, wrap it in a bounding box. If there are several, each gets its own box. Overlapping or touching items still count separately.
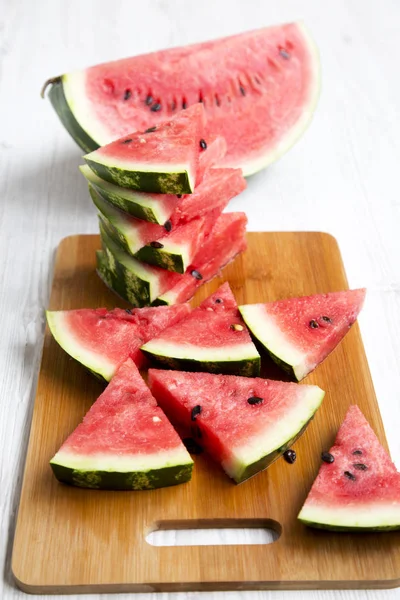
[141,345,261,378]
[298,505,400,532]
[46,310,116,382]
[94,197,190,274]
[84,155,194,195]
[50,458,193,491]
[80,165,170,224]
[97,224,162,306]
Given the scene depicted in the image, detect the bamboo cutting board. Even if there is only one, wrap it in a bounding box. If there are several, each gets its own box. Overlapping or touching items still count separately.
[12,233,400,593]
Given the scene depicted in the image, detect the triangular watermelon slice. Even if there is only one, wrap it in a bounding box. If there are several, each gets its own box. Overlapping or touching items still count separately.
[148,369,325,483]
[298,406,400,531]
[142,282,260,376]
[46,304,190,381]
[156,212,247,305]
[239,289,366,381]
[79,135,228,225]
[50,359,193,490]
[84,104,205,194]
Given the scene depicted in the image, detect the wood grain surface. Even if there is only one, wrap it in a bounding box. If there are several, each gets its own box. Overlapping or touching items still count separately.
[11,233,400,594]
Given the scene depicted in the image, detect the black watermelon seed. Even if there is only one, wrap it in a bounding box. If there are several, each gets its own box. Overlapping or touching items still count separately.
[145,126,157,133]
[247,396,263,405]
[150,241,164,249]
[121,138,132,144]
[199,139,207,150]
[191,405,202,421]
[145,95,153,106]
[183,437,203,454]
[123,89,131,100]
[239,85,246,96]
[279,48,290,59]
[353,463,368,471]
[182,100,187,109]
[344,470,356,481]
[191,269,203,280]
[215,298,223,304]
[164,220,172,232]
[309,320,319,329]
[352,449,363,455]
[125,309,133,315]
[283,449,297,464]
[176,194,182,199]
[321,451,335,464]
[150,103,161,112]
[321,315,332,323]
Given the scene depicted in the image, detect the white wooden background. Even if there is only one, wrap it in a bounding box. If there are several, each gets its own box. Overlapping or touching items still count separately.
[1,0,400,598]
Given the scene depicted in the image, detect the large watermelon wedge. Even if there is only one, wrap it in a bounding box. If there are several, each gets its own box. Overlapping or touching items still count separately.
[51,359,193,490]
[142,282,260,376]
[239,289,366,381]
[148,369,324,483]
[43,23,320,175]
[298,406,400,531]
[83,105,204,193]
[155,212,247,306]
[46,304,190,381]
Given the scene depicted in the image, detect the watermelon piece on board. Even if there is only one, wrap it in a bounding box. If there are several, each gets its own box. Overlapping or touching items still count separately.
[142,282,260,377]
[155,212,247,305]
[44,23,320,175]
[84,105,205,193]
[46,304,190,382]
[298,406,400,531]
[148,369,325,483]
[97,224,182,306]
[239,289,366,381]
[50,359,193,490]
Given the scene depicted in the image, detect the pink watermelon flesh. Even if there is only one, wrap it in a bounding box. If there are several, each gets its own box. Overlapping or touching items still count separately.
[141,282,260,377]
[196,135,227,183]
[298,406,400,530]
[157,212,247,305]
[239,289,366,381]
[58,23,320,174]
[170,167,246,226]
[148,369,324,483]
[50,359,193,490]
[84,105,205,192]
[46,304,190,381]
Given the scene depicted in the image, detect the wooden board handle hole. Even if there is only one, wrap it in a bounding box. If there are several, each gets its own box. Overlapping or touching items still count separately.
[146,519,281,547]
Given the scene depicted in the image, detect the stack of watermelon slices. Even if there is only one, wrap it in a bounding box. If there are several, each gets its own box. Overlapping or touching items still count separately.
[80,104,248,307]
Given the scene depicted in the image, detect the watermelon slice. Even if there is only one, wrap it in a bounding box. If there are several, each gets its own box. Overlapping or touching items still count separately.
[148,369,324,483]
[298,406,400,531]
[142,282,260,376]
[84,105,205,193]
[155,212,247,305]
[97,224,182,306]
[46,304,190,381]
[43,23,320,175]
[239,289,366,381]
[50,359,193,490]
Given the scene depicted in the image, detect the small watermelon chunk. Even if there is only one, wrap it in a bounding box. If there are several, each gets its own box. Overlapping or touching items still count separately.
[97,223,182,305]
[142,282,260,376]
[155,212,247,305]
[298,406,400,531]
[148,369,325,483]
[50,359,193,490]
[84,105,205,194]
[239,289,366,381]
[46,304,190,381]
